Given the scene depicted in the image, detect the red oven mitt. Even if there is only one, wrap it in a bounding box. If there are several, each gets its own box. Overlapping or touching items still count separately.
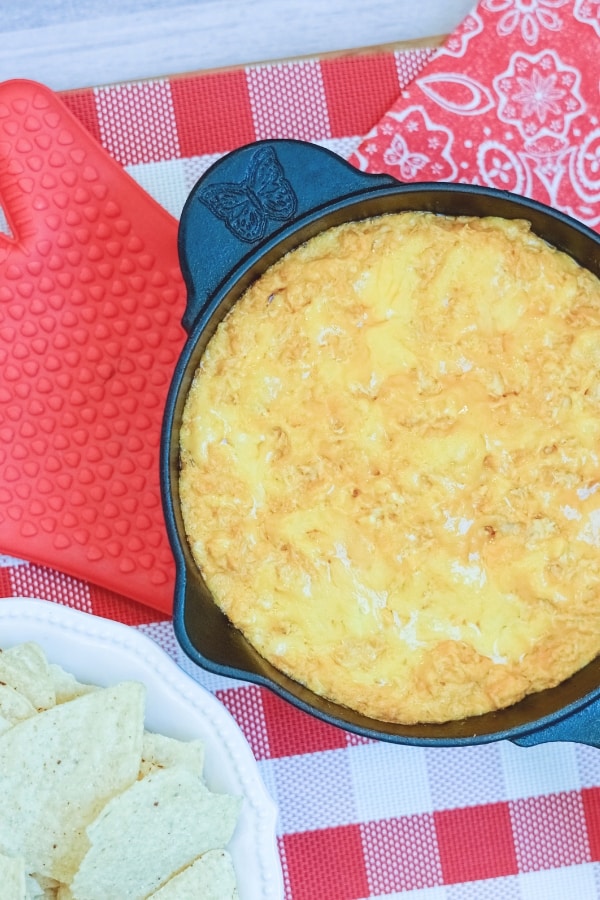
[0,79,186,613]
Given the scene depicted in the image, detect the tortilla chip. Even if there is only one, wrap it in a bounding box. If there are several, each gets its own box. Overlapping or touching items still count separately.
[0,684,37,725]
[0,681,145,884]
[70,766,241,900]
[47,664,97,705]
[25,873,55,899]
[0,714,12,736]
[147,849,238,899]
[55,887,73,900]
[139,731,205,779]
[0,644,55,711]
[0,851,26,899]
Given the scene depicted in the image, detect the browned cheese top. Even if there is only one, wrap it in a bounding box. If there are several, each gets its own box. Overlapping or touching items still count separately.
[180,212,600,724]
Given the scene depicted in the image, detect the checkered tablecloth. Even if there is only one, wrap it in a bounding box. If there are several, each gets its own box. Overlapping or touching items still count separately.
[4,2,600,898]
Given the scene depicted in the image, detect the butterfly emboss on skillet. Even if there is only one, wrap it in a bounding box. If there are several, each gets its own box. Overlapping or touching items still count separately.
[197,146,298,243]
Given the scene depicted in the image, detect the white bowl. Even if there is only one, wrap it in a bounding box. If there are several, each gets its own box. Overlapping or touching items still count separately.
[0,598,283,900]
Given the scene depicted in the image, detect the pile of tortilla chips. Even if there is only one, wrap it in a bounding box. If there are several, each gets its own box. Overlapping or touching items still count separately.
[0,642,241,899]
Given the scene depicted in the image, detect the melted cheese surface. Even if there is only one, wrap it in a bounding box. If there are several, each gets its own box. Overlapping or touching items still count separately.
[180,212,600,724]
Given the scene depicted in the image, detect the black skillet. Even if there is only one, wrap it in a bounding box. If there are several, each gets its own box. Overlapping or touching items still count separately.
[161,138,600,748]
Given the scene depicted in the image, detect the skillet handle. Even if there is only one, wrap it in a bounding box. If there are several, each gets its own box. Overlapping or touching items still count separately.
[177,138,398,332]
[511,693,600,748]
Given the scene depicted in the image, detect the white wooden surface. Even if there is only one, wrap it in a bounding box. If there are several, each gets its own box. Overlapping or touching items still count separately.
[0,0,475,90]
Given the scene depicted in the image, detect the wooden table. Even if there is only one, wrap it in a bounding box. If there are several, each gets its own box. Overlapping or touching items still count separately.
[1,0,472,90]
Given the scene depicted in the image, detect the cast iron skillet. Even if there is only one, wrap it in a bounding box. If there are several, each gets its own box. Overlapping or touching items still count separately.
[161,138,600,748]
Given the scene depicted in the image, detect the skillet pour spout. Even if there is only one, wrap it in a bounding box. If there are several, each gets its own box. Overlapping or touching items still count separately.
[161,138,600,748]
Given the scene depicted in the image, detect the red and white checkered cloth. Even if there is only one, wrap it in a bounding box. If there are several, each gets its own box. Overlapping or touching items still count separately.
[4,4,600,898]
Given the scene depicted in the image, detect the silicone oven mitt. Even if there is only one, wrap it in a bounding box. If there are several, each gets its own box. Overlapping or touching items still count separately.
[0,80,187,613]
